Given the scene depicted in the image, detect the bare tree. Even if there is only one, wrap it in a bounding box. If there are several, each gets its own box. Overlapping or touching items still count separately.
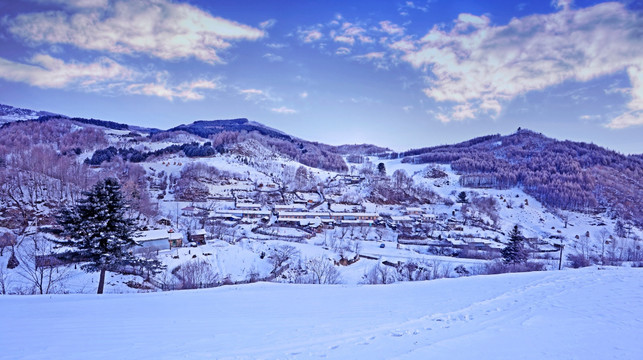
[174,259,219,289]
[268,245,299,274]
[0,231,17,256]
[597,228,611,264]
[396,261,431,282]
[0,267,9,294]
[302,257,341,284]
[17,236,71,295]
[363,263,396,284]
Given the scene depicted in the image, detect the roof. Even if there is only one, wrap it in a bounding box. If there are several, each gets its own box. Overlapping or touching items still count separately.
[391,215,413,222]
[236,203,262,209]
[277,211,330,217]
[330,212,379,217]
[448,238,467,246]
[340,219,374,224]
[406,207,423,212]
[217,209,271,216]
[274,204,306,210]
[135,229,183,242]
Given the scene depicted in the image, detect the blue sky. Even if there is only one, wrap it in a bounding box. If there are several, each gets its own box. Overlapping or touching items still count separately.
[0,0,641,154]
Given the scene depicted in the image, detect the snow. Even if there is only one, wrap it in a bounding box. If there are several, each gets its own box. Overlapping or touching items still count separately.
[1,267,641,359]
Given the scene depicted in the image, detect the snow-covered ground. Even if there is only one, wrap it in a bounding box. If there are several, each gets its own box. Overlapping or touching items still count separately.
[1,266,641,360]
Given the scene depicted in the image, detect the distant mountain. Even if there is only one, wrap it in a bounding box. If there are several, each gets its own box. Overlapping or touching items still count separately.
[333,144,391,155]
[165,118,292,141]
[2,103,640,224]
[401,129,643,225]
[0,103,59,123]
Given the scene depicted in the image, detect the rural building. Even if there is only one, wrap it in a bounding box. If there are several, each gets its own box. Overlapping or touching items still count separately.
[274,204,307,212]
[135,229,184,251]
[188,229,207,245]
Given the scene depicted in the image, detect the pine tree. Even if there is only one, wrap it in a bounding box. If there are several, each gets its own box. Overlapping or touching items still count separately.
[456,191,469,204]
[501,225,528,265]
[57,178,163,294]
[377,162,386,176]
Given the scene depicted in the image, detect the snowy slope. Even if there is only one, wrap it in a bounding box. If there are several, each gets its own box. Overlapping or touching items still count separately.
[1,267,641,360]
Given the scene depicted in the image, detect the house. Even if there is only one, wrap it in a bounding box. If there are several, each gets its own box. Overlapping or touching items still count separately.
[181,206,199,216]
[405,207,423,217]
[330,212,379,225]
[236,203,262,210]
[134,229,184,251]
[188,229,207,245]
[217,209,271,221]
[422,213,437,222]
[157,218,172,226]
[390,215,414,225]
[277,212,335,225]
[274,204,307,212]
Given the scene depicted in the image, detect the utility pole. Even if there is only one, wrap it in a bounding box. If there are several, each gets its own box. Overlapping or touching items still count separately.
[558,242,564,270]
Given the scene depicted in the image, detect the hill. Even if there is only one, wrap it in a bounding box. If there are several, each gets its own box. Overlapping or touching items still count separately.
[0,102,641,298]
[0,103,59,124]
[401,129,643,226]
[1,267,641,359]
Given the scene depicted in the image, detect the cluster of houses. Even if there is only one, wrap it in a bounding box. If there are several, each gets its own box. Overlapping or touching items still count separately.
[211,202,438,229]
[136,202,485,252]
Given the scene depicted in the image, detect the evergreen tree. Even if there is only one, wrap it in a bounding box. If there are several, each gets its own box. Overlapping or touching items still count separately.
[456,191,469,204]
[57,178,163,294]
[501,225,528,265]
[377,162,386,176]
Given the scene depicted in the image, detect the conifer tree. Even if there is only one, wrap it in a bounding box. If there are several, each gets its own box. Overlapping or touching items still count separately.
[377,162,386,176]
[456,191,469,204]
[57,178,163,294]
[501,225,528,265]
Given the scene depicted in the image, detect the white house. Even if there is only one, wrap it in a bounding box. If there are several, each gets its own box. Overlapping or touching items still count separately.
[134,229,184,251]
[274,204,307,212]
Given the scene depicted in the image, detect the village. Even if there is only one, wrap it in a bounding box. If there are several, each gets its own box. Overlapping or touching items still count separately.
[135,194,546,261]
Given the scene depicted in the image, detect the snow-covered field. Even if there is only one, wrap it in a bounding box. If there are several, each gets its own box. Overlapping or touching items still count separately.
[1,267,641,360]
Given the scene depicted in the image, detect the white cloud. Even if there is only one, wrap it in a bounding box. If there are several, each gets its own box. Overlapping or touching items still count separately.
[263,53,284,62]
[336,47,351,55]
[6,0,265,64]
[354,52,385,61]
[299,29,323,43]
[239,88,281,103]
[606,66,643,128]
[32,0,109,8]
[259,19,277,29]
[266,43,287,49]
[271,106,297,114]
[552,0,573,11]
[127,79,218,101]
[0,54,133,88]
[399,1,430,16]
[379,21,404,36]
[334,35,355,45]
[300,91,309,99]
[0,52,223,101]
[402,2,643,125]
[389,38,415,52]
[331,23,373,46]
[353,52,389,69]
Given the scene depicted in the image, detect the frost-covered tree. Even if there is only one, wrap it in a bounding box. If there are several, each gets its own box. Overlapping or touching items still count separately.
[501,225,528,265]
[57,178,163,294]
